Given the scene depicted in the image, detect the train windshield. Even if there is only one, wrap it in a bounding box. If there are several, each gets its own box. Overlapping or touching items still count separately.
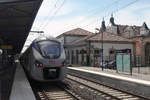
[38,40,60,59]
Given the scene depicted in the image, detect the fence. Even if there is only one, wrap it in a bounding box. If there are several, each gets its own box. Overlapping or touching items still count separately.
[102,55,150,75]
[132,55,150,74]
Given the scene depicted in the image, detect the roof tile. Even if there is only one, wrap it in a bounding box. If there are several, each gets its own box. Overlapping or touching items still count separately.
[87,32,134,42]
[57,28,93,38]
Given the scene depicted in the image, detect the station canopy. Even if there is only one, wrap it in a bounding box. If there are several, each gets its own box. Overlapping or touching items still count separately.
[0,0,43,54]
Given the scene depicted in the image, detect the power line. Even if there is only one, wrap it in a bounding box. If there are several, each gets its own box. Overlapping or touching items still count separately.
[37,0,60,31]
[113,0,140,14]
[55,0,121,34]
[81,0,140,29]
[40,0,66,31]
[36,0,140,36]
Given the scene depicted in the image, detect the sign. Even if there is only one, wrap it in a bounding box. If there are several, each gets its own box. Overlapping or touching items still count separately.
[116,54,123,71]
[123,55,130,72]
[116,53,131,74]
[116,49,131,53]
[1,45,13,49]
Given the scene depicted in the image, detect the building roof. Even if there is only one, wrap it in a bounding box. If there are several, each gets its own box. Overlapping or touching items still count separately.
[118,25,128,33]
[87,32,134,43]
[71,33,96,44]
[144,37,150,42]
[56,28,93,38]
[118,25,141,35]
[131,35,150,42]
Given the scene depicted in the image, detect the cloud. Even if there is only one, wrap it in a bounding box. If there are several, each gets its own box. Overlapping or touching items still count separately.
[32,0,150,38]
[32,15,97,37]
[36,0,75,19]
[43,16,94,36]
[111,2,150,26]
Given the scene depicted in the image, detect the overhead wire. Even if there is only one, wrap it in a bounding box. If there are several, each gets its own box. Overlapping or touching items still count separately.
[35,0,140,36]
[32,0,56,30]
[37,0,60,31]
[81,0,140,29]
[60,0,140,35]
[113,0,139,14]
[24,0,61,52]
[55,0,121,34]
[40,0,66,31]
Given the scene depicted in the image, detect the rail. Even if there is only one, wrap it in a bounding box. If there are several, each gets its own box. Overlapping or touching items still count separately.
[66,74,148,100]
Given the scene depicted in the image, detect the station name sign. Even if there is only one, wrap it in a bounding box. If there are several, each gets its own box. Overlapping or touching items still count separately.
[116,49,131,53]
[0,45,13,49]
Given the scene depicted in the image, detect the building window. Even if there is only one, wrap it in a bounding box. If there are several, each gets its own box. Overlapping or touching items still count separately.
[80,49,87,54]
[94,49,102,54]
[109,50,115,54]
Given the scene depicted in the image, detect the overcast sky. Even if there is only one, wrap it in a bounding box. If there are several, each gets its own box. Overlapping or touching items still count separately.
[30,0,150,37]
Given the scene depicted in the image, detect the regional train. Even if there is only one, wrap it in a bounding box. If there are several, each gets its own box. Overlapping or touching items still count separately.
[20,35,66,82]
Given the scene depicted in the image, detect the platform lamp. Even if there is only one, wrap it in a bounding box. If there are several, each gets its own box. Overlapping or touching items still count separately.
[95,28,104,71]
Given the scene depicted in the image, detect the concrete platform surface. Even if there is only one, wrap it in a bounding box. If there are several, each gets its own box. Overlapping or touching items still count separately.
[10,63,36,100]
[0,63,16,100]
[70,67,150,83]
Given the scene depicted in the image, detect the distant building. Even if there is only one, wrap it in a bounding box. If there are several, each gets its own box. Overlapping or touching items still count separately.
[68,31,135,67]
[56,28,93,46]
[106,15,150,66]
[57,20,135,67]
[57,15,150,67]
[56,28,93,64]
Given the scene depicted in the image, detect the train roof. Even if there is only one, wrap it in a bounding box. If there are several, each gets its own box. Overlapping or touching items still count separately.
[33,35,60,43]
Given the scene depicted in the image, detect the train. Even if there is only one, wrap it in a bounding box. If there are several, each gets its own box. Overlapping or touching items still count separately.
[20,35,66,82]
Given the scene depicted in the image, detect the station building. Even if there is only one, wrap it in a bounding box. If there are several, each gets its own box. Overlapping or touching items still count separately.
[107,15,150,66]
[57,24,135,67]
[57,16,150,67]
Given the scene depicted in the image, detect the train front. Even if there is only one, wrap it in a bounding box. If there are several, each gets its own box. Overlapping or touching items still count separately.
[31,37,66,82]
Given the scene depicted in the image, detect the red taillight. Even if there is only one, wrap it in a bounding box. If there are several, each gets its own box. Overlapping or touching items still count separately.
[39,64,43,67]
[61,63,64,66]
[35,61,43,67]
[61,61,65,67]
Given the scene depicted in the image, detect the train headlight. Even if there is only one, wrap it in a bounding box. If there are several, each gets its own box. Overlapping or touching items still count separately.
[35,60,43,67]
[61,63,64,66]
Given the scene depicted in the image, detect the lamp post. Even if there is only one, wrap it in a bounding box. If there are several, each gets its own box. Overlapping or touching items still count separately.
[96,19,105,71]
[95,28,104,71]
[101,30,104,71]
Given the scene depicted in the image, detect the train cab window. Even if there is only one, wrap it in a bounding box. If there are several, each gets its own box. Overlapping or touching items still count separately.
[38,40,60,59]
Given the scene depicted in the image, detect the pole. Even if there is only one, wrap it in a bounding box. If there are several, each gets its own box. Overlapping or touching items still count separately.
[101,31,104,71]
[97,19,105,71]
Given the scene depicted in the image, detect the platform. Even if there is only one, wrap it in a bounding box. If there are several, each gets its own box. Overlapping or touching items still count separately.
[67,66,150,99]
[0,63,16,100]
[10,62,36,100]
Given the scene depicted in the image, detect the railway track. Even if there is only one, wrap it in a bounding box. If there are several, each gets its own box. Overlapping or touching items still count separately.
[35,82,82,100]
[66,74,148,100]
